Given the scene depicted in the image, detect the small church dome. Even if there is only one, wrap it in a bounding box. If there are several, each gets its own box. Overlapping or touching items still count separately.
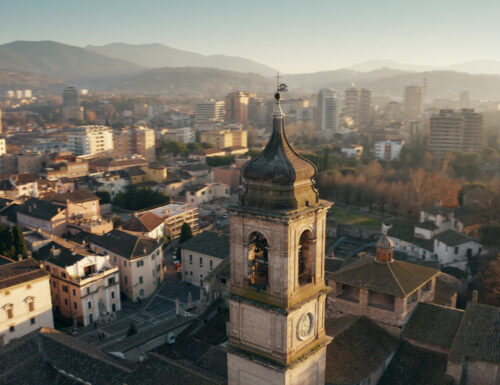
[376,234,394,249]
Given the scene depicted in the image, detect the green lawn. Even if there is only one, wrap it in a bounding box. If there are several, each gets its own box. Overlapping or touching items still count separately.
[331,206,382,230]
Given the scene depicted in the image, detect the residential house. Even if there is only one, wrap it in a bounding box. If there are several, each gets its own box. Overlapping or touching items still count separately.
[122,212,165,240]
[0,258,54,344]
[17,198,67,236]
[185,183,229,205]
[180,231,229,287]
[0,173,38,199]
[140,203,199,239]
[433,230,483,271]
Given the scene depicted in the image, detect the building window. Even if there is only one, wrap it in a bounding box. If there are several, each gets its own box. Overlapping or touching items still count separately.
[139,289,144,297]
[454,246,459,255]
[189,255,193,264]
[30,318,35,325]
[62,285,68,293]
[248,232,269,290]
[156,264,161,272]
[88,301,92,309]
[61,272,66,278]
[9,325,15,333]
[53,281,56,288]
[139,276,143,284]
[6,307,13,319]
[108,277,115,285]
[199,257,203,267]
[209,260,213,270]
[137,260,144,267]
[124,261,127,267]
[72,289,76,296]
[74,302,77,309]
[298,230,314,285]
[125,276,128,284]
[28,301,34,312]
[111,291,115,299]
[86,287,90,295]
[190,271,193,276]
[64,299,68,305]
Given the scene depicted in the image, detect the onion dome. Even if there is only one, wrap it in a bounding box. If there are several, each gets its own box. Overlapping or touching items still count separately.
[240,91,319,212]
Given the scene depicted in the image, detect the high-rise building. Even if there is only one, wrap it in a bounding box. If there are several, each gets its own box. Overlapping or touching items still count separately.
[429,109,484,158]
[225,91,249,124]
[248,96,267,126]
[69,125,113,156]
[317,88,339,131]
[113,126,156,161]
[343,87,372,128]
[384,101,403,121]
[461,108,483,153]
[404,86,423,119]
[344,87,360,123]
[429,110,464,159]
[459,91,470,109]
[195,100,225,125]
[358,88,372,128]
[227,90,331,385]
[62,86,83,122]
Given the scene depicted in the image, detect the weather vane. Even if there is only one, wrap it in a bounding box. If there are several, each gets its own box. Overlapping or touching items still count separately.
[275,71,288,101]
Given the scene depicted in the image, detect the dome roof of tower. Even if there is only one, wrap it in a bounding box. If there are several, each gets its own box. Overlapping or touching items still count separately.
[376,234,394,249]
[240,99,319,212]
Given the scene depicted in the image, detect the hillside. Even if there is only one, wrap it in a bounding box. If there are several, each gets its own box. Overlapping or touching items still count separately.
[0,41,144,81]
[0,69,64,93]
[107,67,274,95]
[86,42,276,77]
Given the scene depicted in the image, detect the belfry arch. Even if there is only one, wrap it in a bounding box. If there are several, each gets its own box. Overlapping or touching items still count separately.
[247,231,269,290]
[298,230,314,285]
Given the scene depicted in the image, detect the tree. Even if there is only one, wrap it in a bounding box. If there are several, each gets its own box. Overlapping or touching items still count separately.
[179,222,193,244]
[111,216,122,229]
[127,322,138,337]
[12,225,28,260]
[95,190,111,204]
[469,257,500,307]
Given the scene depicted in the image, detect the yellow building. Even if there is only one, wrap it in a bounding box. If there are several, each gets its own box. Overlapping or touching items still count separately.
[200,129,248,150]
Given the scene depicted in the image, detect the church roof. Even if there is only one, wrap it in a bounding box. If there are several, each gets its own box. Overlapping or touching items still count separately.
[325,316,399,385]
[239,92,319,212]
[404,302,464,350]
[330,258,439,297]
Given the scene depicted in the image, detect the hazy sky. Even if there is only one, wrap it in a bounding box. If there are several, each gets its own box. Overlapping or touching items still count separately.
[3,0,500,73]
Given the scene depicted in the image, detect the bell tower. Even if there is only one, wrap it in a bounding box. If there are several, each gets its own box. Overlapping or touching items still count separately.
[227,80,332,385]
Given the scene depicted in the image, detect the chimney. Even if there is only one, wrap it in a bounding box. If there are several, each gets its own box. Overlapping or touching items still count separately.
[472,290,478,304]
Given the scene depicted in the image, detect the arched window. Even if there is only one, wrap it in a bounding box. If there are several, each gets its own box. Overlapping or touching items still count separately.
[298,230,313,285]
[248,232,269,290]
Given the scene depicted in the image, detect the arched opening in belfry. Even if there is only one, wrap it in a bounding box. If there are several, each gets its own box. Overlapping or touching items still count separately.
[298,230,314,285]
[248,232,269,290]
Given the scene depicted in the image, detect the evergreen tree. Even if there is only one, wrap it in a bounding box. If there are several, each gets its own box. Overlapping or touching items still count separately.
[12,225,28,259]
[179,222,193,244]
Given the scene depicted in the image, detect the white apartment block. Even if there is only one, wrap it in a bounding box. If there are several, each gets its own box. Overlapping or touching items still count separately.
[186,183,230,205]
[374,139,404,161]
[69,125,113,156]
[195,100,225,124]
[0,259,54,345]
[317,88,339,131]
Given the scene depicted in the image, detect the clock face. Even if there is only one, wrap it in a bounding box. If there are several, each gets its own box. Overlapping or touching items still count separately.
[298,312,313,340]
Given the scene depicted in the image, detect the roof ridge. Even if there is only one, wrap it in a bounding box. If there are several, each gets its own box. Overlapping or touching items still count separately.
[386,262,406,296]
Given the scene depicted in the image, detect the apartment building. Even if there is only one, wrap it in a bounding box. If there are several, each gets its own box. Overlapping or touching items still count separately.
[81,230,163,301]
[195,100,225,125]
[141,203,199,239]
[199,129,248,150]
[68,125,113,156]
[37,240,120,326]
[113,126,156,161]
